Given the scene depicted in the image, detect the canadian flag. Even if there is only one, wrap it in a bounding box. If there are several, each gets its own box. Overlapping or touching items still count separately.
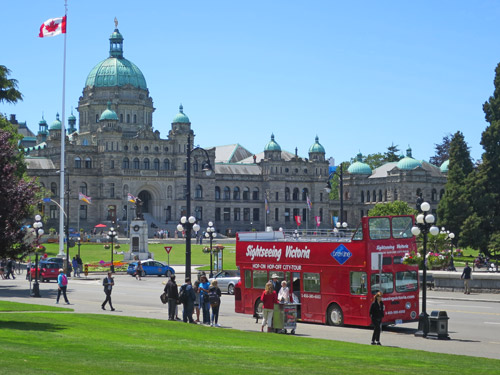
[39,16,67,38]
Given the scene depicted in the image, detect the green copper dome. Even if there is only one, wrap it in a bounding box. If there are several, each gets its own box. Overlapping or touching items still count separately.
[397,147,422,170]
[440,160,449,173]
[309,136,325,153]
[100,102,119,121]
[172,104,190,123]
[264,134,281,152]
[348,153,372,175]
[49,113,62,130]
[38,116,48,134]
[85,28,147,90]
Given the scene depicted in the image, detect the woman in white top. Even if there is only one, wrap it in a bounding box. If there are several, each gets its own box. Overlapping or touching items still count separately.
[278,280,289,303]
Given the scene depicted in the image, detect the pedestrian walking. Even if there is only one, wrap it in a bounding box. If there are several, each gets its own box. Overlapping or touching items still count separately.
[181,277,196,323]
[135,261,143,281]
[209,280,222,327]
[72,257,80,278]
[56,269,70,304]
[26,258,32,280]
[461,261,472,294]
[76,254,83,276]
[101,272,115,311]
[193,280,201,323]
[199,274,211,325]
[370,292,384,345]
[5,258,16,279]
[165,275,178,320]
[260,281,278,332]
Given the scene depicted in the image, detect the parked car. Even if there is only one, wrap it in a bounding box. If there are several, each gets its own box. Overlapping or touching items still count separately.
[209,270,240,295]
[29,261,59,282]
[127,260,175,277]
[45,257,72,273]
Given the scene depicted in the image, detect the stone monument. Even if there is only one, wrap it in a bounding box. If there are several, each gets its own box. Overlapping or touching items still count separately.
[124,198,154,261]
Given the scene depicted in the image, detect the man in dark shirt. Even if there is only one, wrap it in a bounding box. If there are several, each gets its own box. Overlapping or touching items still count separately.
[102,272,115,311]
[461,262,472,294]
[165,275,178,320]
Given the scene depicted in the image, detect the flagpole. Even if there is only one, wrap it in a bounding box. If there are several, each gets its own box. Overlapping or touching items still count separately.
[58,0,68,257]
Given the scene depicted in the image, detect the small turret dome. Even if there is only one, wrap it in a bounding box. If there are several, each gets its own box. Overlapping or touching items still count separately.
[348,153,372,175]
[440,160,449,173]
[397,147,422,170]
[68,112,76,122]
[264,134,281,152]
[49,113,62,130]
[309,136,325,153]
[172,104,190,123]
[99,102,119,121]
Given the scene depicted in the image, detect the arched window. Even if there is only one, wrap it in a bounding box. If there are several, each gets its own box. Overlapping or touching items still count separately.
[292,188,299,201]
[74,157,81,169]
[120,114,123,123]
[95,114,99,123]
[80,182,87,195]
[133,114,137,123]
[163,159,170,170]
[167,185,173,199]
[253,187,259,200]
[123,157,129,169]
[384,190,388,201]
[361,191,364,203]
[123,185,129,197]
[394,189,398,200]
[431,189,437,201]
[154,158,160,170]
[133,158,140,169]
[51,182,57,197]
[367,190,371,202]
[195,185,203,199]
[193,161,198,172]
[85,157,92,169]
[223,186,231,200]
[144,158,150,170]
[378,190,383,202]
[233,187,240,200]
[215,186,221,200]
[243,187,250,200]
[302,188,309,201]
[285,187,290,201]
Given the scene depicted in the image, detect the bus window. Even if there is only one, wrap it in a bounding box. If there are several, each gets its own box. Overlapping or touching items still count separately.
[350,272,367,295]
[396,271,418,292]
[272,271,285,282]
[244,269,252,288]
[292,272,301,302]
[352,222,363,241]
[371,273,394,294]
[253,270,268,289]
[383,257,392,265]
[392,216,413,239]
[304,272,320,293]
[369,217,391,239]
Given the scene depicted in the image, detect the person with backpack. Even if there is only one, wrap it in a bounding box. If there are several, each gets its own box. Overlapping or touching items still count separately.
[198,274,211,325]
[209,280,222,327]
[164,275,178,320]
[56,268,70,304]
[180,277,196,323]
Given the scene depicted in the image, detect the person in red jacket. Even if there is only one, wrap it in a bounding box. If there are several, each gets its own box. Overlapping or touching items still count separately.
[260,281,278,332]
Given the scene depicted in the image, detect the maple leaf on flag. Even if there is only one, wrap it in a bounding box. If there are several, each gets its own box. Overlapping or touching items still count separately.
[45,21,59,33]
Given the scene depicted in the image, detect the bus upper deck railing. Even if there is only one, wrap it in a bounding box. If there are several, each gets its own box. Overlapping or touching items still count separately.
[237,229,355,242]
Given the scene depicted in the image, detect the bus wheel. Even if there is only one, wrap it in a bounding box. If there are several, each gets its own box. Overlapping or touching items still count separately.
[327,304,344,326]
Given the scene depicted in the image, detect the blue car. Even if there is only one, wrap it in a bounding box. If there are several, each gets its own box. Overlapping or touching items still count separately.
[127,260,175,277]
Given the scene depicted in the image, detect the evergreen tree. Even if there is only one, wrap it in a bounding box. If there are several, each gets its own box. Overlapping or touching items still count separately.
[384,143,400,162]
[429,134,451,166]
[461,63,500,256]
[436,131,473,244]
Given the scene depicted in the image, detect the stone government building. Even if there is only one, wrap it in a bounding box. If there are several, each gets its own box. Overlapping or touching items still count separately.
[20,24,449,236]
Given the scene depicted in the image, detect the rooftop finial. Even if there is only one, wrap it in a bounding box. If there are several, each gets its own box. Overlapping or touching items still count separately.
[114,17,118,29]
[179,104,184,113]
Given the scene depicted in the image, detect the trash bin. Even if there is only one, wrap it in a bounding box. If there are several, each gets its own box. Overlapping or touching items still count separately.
[428,310,450,339]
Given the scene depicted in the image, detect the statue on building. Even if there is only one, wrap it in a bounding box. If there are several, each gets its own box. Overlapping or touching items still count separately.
[135,198,144,220]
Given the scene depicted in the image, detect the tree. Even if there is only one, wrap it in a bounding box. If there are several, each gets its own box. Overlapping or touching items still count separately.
[368,201,417,217]
[384,143,401,162]
[436,131,473,244]
[0,65,23,104]
[429,134,451,166]
[0,129,39,258]
[360,153,385,170]
[460,62,500,257]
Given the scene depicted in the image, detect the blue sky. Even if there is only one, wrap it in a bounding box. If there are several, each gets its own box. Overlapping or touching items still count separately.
[2,1,500,165]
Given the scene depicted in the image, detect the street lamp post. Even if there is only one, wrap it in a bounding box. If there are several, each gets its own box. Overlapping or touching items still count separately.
[179,134,213,280]
[31,215,44,298]
[77,237,82,258]
[411,201,439,337]
[325,162,344,224]
[108,227,117,273]
[205,221,216,278]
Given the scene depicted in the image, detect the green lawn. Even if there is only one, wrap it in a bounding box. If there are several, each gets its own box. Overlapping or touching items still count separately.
[36,242,237,270]
[0,301,498,374]
[0,300,72,312]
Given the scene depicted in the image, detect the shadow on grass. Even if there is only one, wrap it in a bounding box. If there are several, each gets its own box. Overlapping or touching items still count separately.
[0,320,67,332]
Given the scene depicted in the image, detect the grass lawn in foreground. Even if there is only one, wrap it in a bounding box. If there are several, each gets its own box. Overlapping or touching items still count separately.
[0,300,72,312]
[0,308,498,374]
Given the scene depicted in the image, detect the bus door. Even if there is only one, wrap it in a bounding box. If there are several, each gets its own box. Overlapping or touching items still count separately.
[291,272,301,319]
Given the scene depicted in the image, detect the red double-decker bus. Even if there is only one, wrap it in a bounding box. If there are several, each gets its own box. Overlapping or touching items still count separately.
[234,215,420,326]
